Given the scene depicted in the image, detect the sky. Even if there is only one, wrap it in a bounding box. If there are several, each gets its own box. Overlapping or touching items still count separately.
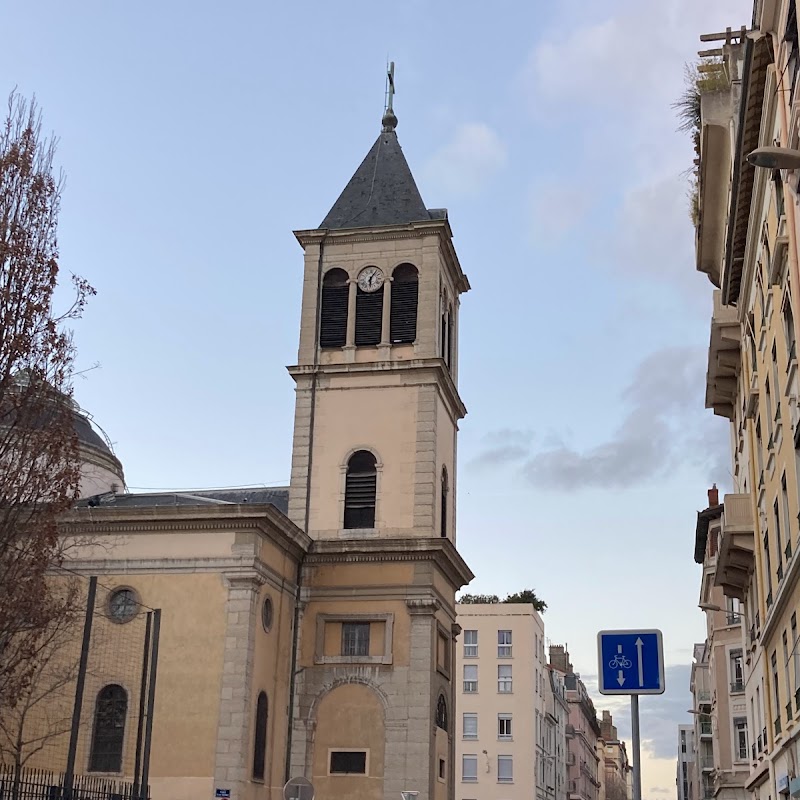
[1,0,753,795]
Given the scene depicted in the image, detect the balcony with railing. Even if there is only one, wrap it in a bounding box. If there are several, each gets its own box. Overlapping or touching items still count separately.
[701,755,715,772]
[730,680,745,693]
[705,291,741,419]
[700,721,713,738]
[715,494,755,600]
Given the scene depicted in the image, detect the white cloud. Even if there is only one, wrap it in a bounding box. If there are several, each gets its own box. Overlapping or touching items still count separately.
[423,122,507,195]
[529,183,592,245]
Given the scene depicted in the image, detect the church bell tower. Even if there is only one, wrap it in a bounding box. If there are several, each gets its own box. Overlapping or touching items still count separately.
[286,70,473,800]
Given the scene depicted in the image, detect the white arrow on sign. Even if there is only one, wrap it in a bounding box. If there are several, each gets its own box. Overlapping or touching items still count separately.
[635,637,644,687]
[617,670,625,686]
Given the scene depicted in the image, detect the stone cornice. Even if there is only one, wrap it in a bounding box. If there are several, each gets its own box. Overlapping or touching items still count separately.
[60,555,299,595]
[59,503,312,560]
[305,537,474,589]
[287,358,467,421]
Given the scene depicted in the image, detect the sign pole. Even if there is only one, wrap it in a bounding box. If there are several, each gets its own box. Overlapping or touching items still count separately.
[631,694,642,800]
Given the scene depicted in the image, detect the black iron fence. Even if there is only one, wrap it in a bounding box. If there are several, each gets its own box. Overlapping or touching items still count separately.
[0,765,146,800]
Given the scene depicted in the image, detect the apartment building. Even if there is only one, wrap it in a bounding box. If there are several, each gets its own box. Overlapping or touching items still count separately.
[550,646,601,800]
[546,666,570,800]
[693,486,750,800]
[694,4,800,800]
[455,603,546,800]
[597,712,631,800]
[677,725,696,800]
[690,641,716,800]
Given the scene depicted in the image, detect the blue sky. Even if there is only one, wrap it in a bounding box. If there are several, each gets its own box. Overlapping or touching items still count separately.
[2,0,752,793]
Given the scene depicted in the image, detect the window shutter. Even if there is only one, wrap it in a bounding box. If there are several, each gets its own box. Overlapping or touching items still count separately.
[390,281,418,342]
[355,289,383,345]
[320,285,348,347]
[344,450,377,528]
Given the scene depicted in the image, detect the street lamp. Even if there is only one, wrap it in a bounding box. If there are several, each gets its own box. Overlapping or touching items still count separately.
[747,146,800,169]
[698,603,744,618]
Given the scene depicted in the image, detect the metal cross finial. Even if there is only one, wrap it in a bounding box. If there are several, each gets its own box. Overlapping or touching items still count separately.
[382,61,398,132]
[386,61,395,111]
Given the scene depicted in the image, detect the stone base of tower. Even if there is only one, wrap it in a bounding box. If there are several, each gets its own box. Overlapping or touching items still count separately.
[288,538,472,800]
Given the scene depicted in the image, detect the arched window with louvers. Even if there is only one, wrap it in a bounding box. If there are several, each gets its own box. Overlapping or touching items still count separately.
[355,267,383,346]
[319,268,349,348]
[89,684,128,773]
[390,263,419,343]
[344,450,377,529]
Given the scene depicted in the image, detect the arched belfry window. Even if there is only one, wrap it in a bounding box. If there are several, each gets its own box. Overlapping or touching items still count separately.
[252,691,268,780]
[89,684,128,773]
[390,263,419,343]
[355,268,383,346]
[436,694,448,731]
[320,268,349,348]
[344,450,377,529]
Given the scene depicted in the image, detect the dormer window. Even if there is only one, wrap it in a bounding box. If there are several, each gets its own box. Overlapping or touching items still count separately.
[320,268,349,348]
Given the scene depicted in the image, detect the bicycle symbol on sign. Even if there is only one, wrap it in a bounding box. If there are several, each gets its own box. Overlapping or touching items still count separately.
[608,654,632,669]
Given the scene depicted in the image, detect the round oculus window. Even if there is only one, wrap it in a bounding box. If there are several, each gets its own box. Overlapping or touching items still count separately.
[108,588,138,624]
[262,596,274,632]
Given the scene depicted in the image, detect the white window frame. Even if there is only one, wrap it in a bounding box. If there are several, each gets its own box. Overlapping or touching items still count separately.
[497,755,513,783]
[462,754,478,782]
[498,664,512,693]
[498,629,512,658]
[464,629,478,658]
[498,714,512,740]
[463,712,478,739]
[464,664,478,693]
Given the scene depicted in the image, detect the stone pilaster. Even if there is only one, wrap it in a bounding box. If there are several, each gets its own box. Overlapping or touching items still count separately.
[213,574,263,799]
[413,385,438,532]
[288,381,313,529]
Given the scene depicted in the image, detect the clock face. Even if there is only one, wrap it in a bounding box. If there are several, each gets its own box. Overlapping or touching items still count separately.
[357,266,384,293]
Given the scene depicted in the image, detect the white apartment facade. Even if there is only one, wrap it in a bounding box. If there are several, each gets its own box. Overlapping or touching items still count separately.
[456,603,546,800]
[678,725,696,800]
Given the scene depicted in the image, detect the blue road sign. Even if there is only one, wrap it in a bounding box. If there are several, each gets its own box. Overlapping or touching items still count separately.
[597,629,665,695]
[215,790,231,799]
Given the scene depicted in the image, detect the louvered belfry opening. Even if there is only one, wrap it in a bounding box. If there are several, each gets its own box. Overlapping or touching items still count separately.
[355,280,383,346]
[344,450,377,528]
[320,268,349,348]
[390,263,419,343]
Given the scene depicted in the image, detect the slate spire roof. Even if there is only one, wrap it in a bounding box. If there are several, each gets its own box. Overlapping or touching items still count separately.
[319,107,441,230]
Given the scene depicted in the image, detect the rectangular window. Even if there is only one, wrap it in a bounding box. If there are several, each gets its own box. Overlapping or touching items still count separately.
[498,665,512,693]
[462,755,478,782]
[498,714,512,739]
[498,630,512,657]
[463,629,478,658]
[772,650,781,729]
[341,622,370,657]
[463,712,478,739]
[734,718,747,761]
[464,664,478,693]
[437,630,450,673]
[330,750,367,774]
[439,758,446,781]
[730,649,744,692]
[497,755,513,783]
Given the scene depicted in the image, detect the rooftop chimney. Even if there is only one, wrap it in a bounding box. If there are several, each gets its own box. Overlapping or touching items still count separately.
[708,484,719,507]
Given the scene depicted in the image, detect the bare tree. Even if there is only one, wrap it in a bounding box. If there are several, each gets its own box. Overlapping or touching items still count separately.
[0,90,94,711]
[0,609,80,771]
